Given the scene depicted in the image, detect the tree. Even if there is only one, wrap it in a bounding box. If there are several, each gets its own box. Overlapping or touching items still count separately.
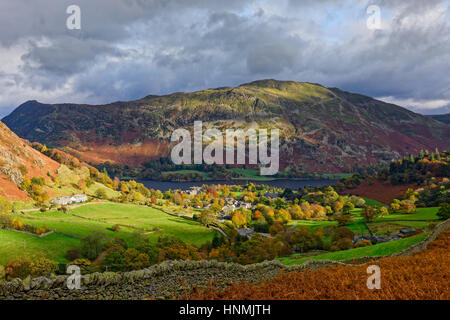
[95,188,107,199]
[334,213,353,226]
[437,203,450,220]
[342,202,355,214]
[377,206,389,216]
[133,191,145,203]
[0,197,12,214]
[400,199,416,214]
[80,231,110,260]
[333,201,344,213]
[102,251,125,272]
[390,199,401,212]
[124,248,150,271]
[232,211,246,227]
[199,210,216,227]
[361,206,379,223]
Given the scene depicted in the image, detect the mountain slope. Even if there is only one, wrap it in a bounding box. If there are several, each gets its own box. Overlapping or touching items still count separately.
[0,122,60,200]
[0,121,118,202]
[3,80,450,173]
[430,113,450,124]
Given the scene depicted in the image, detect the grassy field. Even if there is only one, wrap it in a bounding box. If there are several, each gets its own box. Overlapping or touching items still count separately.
[0,229,80,264]
[278,233,428,265]
[2,202,217,264]
[289,207,439,236]
[375,207,439,221]
[66,203,217,245]
[362,197,385,207]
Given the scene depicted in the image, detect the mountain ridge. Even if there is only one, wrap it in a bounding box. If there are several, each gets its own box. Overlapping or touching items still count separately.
[3,80,450,173]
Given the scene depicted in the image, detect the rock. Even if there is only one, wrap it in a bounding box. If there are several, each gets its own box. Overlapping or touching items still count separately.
[400,228,414,234]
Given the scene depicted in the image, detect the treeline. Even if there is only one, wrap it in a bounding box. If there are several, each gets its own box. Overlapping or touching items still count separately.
[336,149,450,189]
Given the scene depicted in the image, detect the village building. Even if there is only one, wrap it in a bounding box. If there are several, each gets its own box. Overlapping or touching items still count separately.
[51,194,88,206]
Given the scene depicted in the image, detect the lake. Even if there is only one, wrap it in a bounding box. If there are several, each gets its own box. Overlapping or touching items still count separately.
[137,179,338,192]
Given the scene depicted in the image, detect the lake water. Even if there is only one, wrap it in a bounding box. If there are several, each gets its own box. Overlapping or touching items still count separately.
[137,179,338,192]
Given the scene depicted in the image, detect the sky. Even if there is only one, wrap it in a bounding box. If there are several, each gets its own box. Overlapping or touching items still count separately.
[0,0,450,118]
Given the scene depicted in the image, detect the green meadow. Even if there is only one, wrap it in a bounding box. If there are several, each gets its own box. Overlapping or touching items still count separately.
[2,202,217,263]
[278,233,428,265]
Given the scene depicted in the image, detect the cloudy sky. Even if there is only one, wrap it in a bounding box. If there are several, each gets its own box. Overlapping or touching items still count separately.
[0,0,450,118]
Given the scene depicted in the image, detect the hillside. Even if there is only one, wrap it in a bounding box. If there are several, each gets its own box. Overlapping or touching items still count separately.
[0,121,118,203]
[430,113,450,124]
[3,80,450,173]
[0,122,59,200]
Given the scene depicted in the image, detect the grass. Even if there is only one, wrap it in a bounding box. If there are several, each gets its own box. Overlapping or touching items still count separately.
[278,233,428,265]
[0,229,80,264]
[63,203,217,246]
[362,197,385,207]
[375,207,439,221]
[2,202,217,264]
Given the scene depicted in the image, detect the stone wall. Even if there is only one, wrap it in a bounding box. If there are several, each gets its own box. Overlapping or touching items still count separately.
[1,219,448,300]
[0,259,345,300]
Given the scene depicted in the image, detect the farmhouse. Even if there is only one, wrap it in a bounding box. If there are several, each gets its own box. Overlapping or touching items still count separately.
[51,194,88,206]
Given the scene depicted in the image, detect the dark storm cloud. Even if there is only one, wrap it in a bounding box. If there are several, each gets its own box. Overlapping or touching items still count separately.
[1,0,450,117]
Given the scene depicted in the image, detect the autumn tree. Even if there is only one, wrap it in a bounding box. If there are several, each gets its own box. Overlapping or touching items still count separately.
[199,210,216,227]
[232,210,247,227]
[361,206,379,222]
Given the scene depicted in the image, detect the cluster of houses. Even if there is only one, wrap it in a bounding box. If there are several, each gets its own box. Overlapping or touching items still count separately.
[50,194,88,206]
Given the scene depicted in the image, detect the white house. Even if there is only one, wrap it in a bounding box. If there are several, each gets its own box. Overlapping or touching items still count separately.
[51,194,88,206]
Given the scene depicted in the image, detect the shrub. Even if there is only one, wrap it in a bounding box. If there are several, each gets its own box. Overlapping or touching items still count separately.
[0,213,13,228]
[5,258,33,280]
[332,226,354,243]
[108,224,121,232]
[0,265,5,282]
[65,249,81,261]
[95,188,108,199]
[72,258,91,267]
[0,197,12,214]
[30,257,58,277]
[124,248,150,271]
[354,240,372,248]
[268,222,285,235]
[335,238,353,250]
[437,203,450,220]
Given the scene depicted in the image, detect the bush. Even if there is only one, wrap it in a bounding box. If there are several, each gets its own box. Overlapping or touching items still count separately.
[332,226,354,243]
[65,249,81,261]
[95,188,108,199]
[30,257,58,277]
[354,240,372,248]
[4,258,33,280]
[108,224,120,232]
[437,203,450,220]
[335,238,353,250]
[0,265,5,282]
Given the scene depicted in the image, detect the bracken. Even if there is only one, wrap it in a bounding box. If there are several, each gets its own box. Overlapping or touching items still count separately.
[182,229,450,300]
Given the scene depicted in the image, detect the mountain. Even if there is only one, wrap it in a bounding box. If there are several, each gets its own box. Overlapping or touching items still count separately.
[0,121,117,202]
[430,113,450,125]
[3,80,450,173]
